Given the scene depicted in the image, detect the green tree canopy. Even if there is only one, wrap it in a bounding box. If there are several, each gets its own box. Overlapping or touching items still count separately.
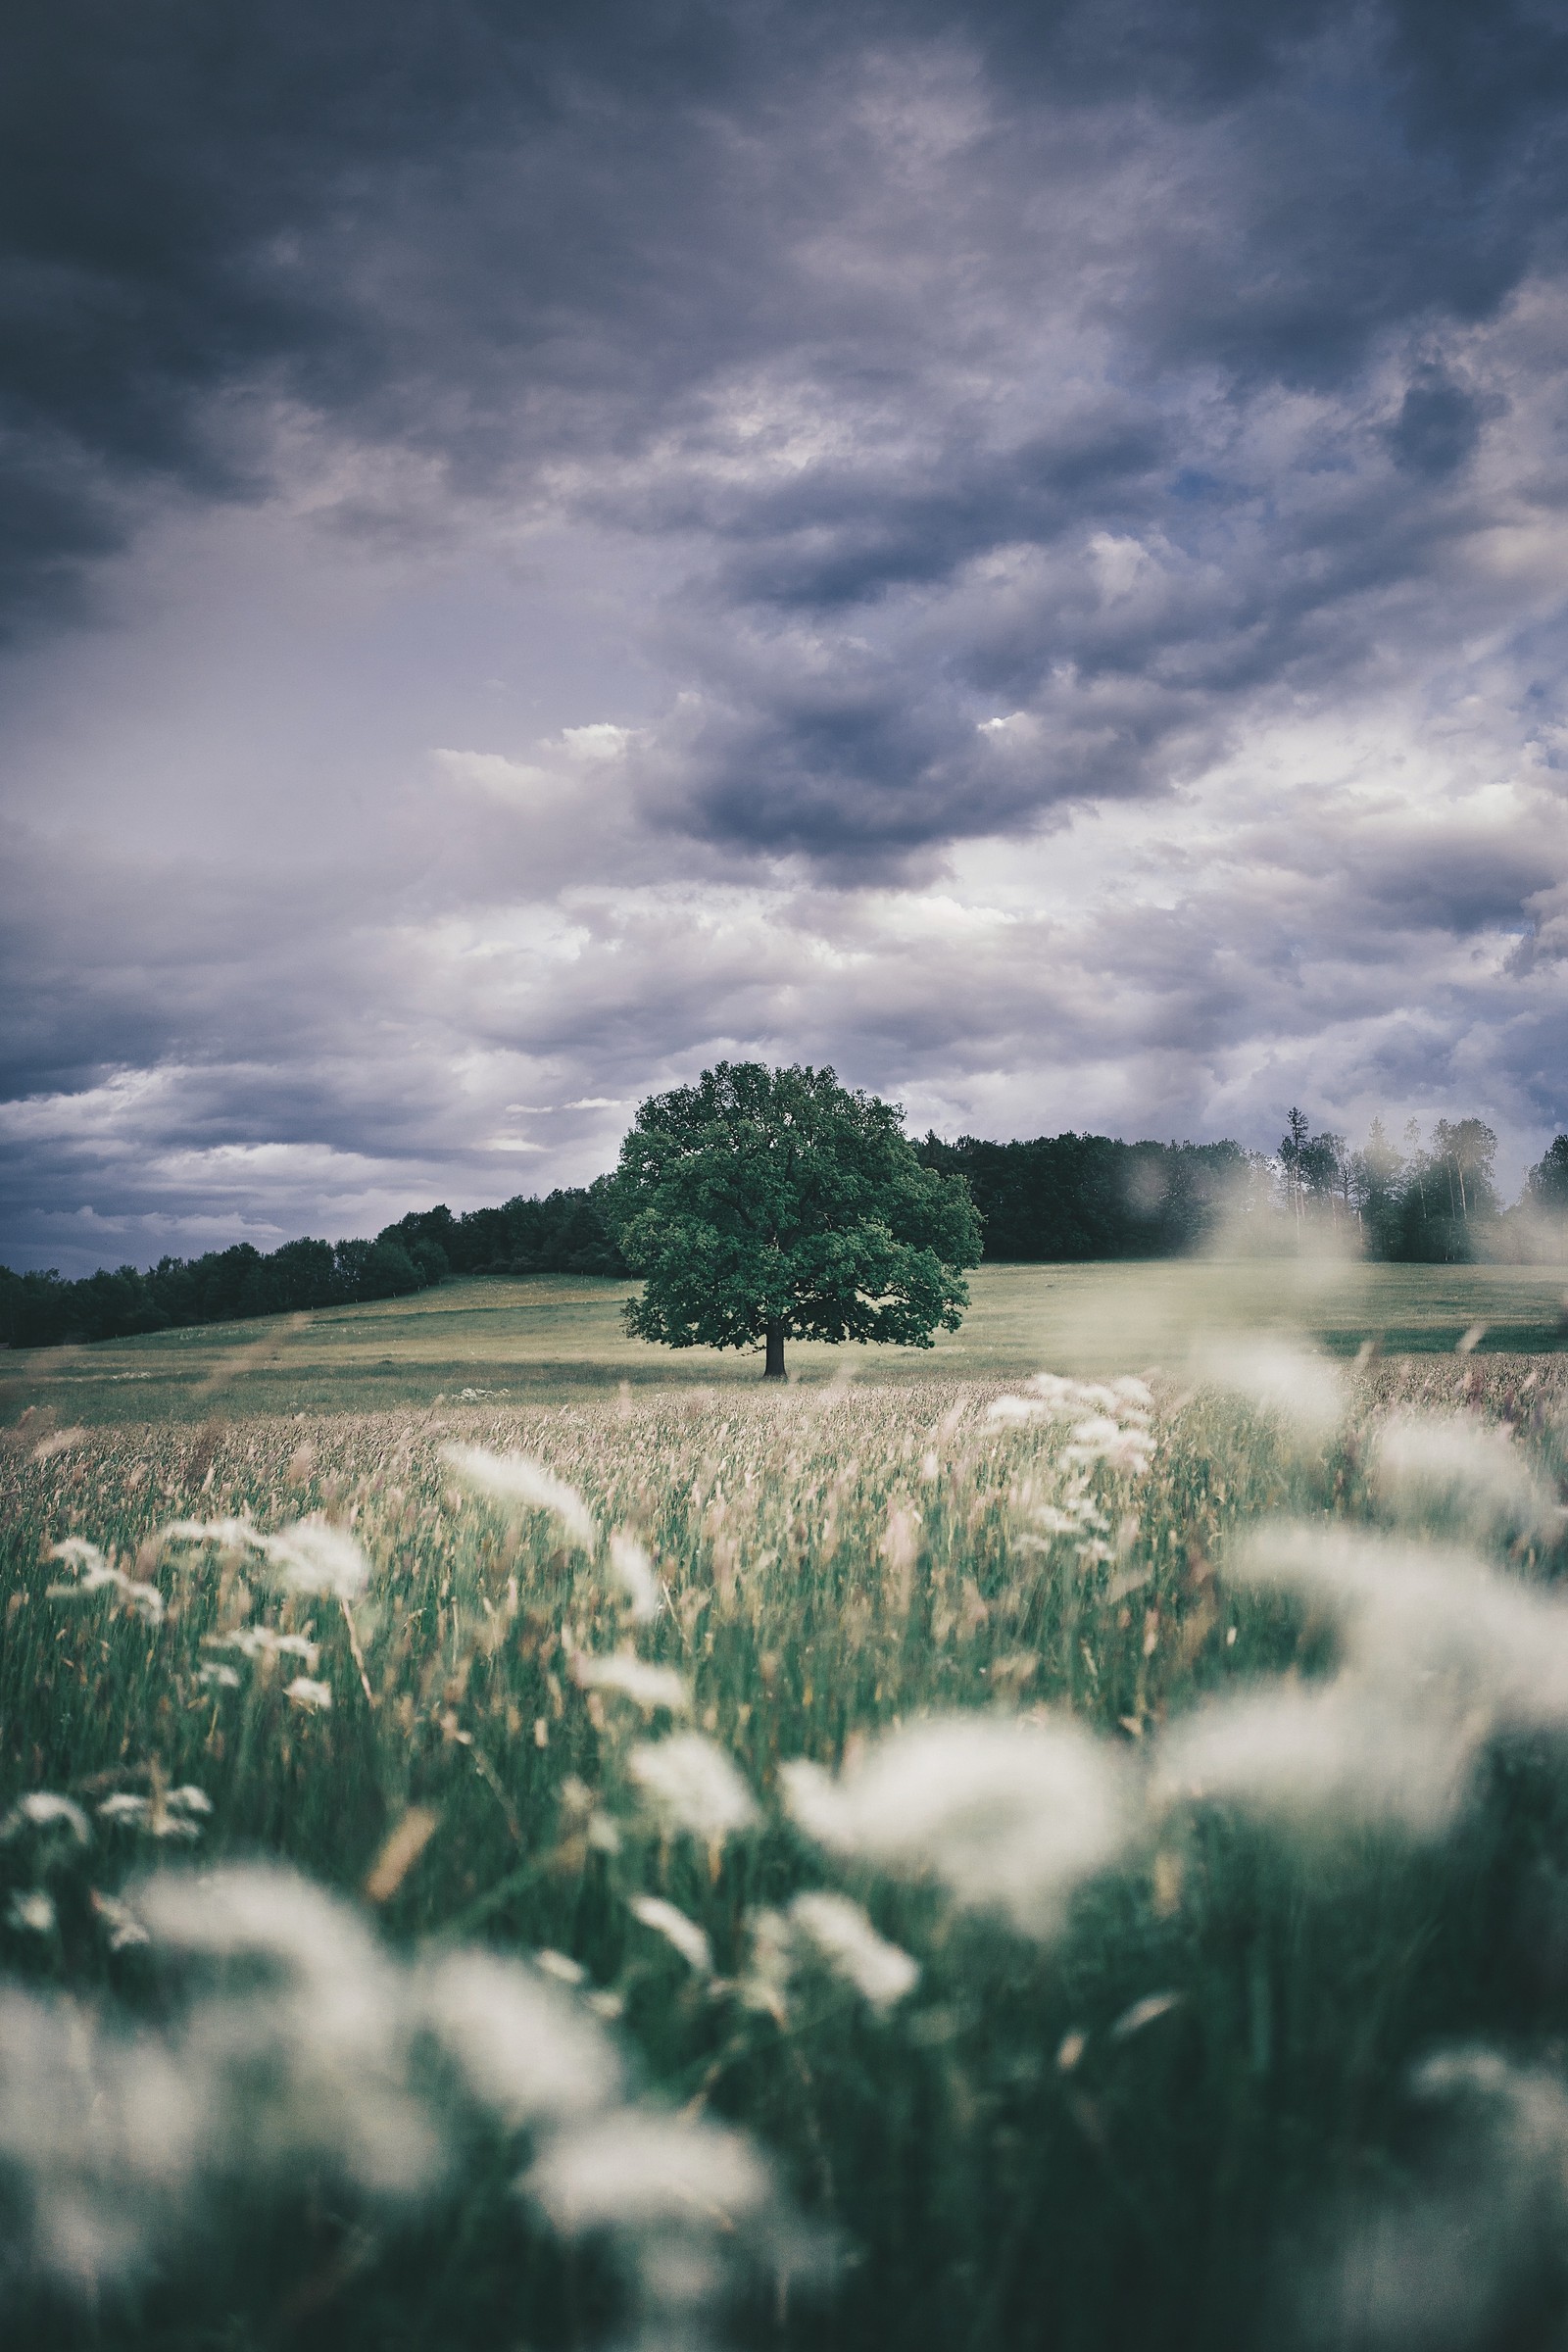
[1526,1134,1568,1213]
[608,1061,983,1378]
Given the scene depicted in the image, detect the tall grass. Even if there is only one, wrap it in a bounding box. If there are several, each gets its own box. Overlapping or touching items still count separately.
[2,1352,1567,2349]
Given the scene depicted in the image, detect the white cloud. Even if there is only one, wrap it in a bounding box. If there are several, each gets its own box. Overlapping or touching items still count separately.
[559,723,635,762]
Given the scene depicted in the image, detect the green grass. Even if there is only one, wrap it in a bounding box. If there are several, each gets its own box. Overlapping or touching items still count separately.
[4,1281,1568,2349]
[4,1256,1565,1429]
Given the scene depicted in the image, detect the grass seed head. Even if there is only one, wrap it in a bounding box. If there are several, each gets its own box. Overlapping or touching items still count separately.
[782,1713,1135,1936]
[575,1651,690,1715]
[608,1529,662,1620]
[441,1445,599,1551]
[785,1890,920,2011]
[628,1893,714,1976]
[1370,1411,1564,1548]
[420,1947,623,2129]
[628,1733,759,1842]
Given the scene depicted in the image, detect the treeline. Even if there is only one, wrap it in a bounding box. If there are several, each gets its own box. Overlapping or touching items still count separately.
[5,1121,1566,1350]
[913,1134,1252,1258]
[1277,1111,1568,1262]
[0,1182,624,1350]
[916,1116,1568,1268]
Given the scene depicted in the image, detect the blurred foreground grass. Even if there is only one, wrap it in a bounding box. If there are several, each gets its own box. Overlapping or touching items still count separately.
[3,1255,1565,1427]
[4,1345,1568,2349]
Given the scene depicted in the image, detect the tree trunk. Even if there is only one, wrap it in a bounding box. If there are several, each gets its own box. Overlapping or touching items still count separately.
[762,1320,787,1380]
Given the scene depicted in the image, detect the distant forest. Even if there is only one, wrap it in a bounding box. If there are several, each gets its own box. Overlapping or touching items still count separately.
[4,1117,1566,1350]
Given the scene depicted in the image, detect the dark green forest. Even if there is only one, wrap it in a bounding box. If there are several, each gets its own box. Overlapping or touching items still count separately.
[0,1181,626,1349]
[4,1120,1566,1350]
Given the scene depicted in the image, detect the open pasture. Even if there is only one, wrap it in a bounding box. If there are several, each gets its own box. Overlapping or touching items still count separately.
[4,1254,1566,1429]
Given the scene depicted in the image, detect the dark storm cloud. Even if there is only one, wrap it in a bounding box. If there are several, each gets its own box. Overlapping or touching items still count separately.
[4,0,1568,1269]
[1388,368,1488,477]
[0,0,769,626]
[6,1,1566,632]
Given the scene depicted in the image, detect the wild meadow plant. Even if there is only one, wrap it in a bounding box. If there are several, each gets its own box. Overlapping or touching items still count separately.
[1,1350,1567,2348]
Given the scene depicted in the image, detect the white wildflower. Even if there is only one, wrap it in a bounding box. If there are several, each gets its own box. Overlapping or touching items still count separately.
[30,1425,86,1463]
[1062,1416,1156,1476]
[420,1948,621,2129]
[1012,1518,1071,1551]
[0,1985,204,2284]
[574,1651,690,1714]
[285,1676,332,1711]
[608,1530,662,1621]
[993,1376,1154,1471]
[1370,1412,1563,1548]
[97,1795,188,1838]
[1109,1990,1182,2039]
[1227,1523,1568,1731]
[132,1865,438,2196]
[996,1373,1155,1426]
[159,1516,264,1552]
[47,1535,112,1574]
[1153,1681,1477,1838]
[209,1626,319,1667]
[0,1791,91,1848]
[527,2111,773,2232]
[1015,1483,1112,1552]
[135,1862,373,1978]
[441,1446,598,1552]
[1164,1521,1568,1839]
[266,1516,372,1600]
[91,1890,151,1949]
[96,1792,150,1825]
[738,1908,796,2019]
[1192,1339,1344,1443]
[97,1786,212,1839]
[786,1891,919,2011]
[1026,1375,1101,1414]
[628,1893,713,1976]
[628,1735,758,1843]
[161,1514,372,1598]
[46,1540,165,1624]
[198,1662,242,1690]
[781,1713,1135,1936]
[8,1890,57,1935]
[988,1395,1045,1426]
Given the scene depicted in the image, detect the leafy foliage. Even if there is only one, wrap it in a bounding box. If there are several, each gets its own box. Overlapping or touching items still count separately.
[609,1062,982,1370]
[915,1131,1251,1258]
[1527,1134,1568,1213]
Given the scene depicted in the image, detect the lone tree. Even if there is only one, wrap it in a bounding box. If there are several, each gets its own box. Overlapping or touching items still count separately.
[608,1061,983,1379]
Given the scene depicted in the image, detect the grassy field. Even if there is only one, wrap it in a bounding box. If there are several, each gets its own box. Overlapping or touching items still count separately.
[4,1255,1566,1428]
[4,1274,1568,2349]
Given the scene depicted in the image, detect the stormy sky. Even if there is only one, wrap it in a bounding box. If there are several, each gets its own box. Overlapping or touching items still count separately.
[3,0,1567,1273]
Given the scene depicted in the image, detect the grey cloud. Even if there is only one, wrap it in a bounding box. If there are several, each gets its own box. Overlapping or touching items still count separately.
[5,1,1566,628]
[1388,368,1488,477]
[4,834,1561,1275]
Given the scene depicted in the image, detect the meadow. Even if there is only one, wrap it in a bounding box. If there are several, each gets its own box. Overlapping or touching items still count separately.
[3,1254,1566,1427]
[4,1263,1568,2350]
